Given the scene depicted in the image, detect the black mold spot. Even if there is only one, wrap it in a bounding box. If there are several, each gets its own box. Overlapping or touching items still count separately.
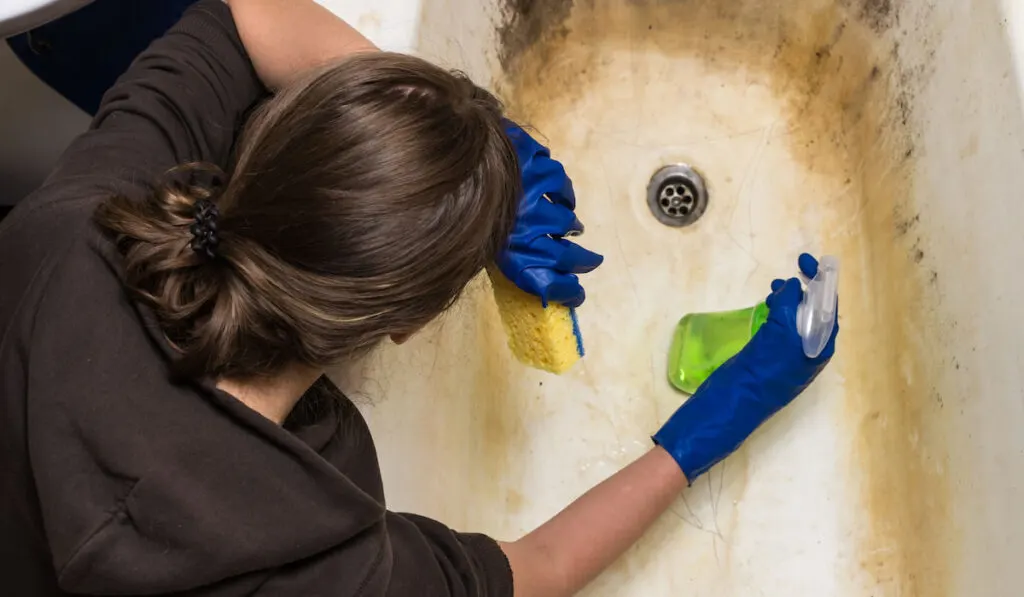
[498,0,574,71]
[895,213,920,236]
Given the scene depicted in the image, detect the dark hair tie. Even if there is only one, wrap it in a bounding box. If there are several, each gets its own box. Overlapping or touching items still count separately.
[189,199,220,260]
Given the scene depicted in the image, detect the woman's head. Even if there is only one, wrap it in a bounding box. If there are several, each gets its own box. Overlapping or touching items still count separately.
[96,52,521,379]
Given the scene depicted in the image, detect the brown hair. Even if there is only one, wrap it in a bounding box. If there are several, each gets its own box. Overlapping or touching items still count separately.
[95,52,521,379]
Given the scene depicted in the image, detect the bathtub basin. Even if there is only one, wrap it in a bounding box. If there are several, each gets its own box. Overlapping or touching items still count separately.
[322,0,1024,595]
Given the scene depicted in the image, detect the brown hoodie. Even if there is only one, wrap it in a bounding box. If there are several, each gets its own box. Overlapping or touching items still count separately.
[0,2,512,595]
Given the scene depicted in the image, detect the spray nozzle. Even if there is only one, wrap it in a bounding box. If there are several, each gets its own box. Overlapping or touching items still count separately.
[795,255,839,358]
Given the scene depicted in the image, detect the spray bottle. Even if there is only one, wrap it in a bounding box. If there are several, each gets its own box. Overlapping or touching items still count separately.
[668,256,839,394]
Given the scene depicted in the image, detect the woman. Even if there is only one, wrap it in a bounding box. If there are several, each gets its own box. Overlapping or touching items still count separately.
[0,1,838,596]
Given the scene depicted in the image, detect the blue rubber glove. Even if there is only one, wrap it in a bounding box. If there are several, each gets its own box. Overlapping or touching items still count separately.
[498,121,604,308]
[653,254,840,482]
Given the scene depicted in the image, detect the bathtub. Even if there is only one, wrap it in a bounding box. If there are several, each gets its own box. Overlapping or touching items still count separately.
[319,0,1024,595]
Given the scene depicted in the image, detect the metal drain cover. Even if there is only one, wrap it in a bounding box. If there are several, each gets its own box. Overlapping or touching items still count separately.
[647,164,708,227]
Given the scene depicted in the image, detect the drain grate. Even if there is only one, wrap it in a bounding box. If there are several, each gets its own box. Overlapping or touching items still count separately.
[647,164,708,227]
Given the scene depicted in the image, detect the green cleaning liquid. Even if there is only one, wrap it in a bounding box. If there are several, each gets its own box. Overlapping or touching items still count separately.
[667,302,769,394]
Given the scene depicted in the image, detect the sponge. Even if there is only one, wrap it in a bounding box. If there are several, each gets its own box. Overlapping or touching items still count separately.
[487,266,584,374]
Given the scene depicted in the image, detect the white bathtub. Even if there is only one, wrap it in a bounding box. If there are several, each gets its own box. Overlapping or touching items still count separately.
[319,0,1024,595]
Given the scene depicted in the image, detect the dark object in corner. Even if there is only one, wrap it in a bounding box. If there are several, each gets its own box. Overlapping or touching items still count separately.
[6,0,200,115]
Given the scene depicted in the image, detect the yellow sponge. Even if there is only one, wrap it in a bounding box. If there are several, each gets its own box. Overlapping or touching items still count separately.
[487,266,584,374]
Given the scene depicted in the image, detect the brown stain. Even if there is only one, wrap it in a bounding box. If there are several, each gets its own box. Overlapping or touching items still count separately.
[504,487,527,515]
[843,0,895,32]
[464,279,528,522]
[497,0,898,181]
[497,0,953,594]
[497,0,574,73]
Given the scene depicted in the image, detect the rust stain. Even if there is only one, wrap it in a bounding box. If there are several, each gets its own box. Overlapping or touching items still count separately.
[504,487,527,515]
[497,0,953,594]
[464,279,528,522]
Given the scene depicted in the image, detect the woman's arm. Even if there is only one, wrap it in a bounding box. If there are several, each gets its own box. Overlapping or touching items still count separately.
[501,255,838,596]
[224,0,377,89]
[501,447,686,597]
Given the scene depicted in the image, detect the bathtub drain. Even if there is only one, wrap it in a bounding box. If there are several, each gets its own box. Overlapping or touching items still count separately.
[646,164,708,227]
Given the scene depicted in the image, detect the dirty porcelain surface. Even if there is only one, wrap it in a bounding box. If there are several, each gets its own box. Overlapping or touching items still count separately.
[323,0,1024,595]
